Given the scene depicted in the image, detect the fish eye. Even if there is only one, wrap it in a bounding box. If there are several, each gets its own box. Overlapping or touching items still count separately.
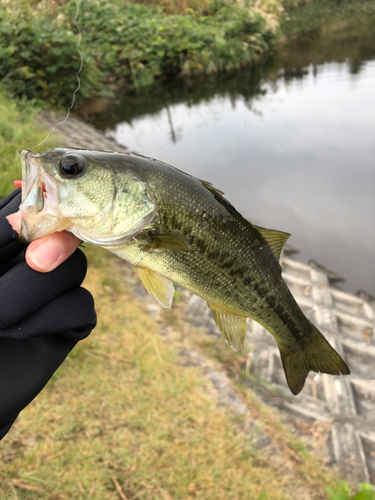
[59,154,86,179]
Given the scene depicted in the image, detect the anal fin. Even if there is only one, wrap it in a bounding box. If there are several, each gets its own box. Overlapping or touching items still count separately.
[208,303,247,351]
[138,268,175,308]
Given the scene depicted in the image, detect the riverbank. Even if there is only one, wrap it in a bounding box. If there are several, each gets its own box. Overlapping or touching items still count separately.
[2,0,374,109]
[2,92,375,497]
[0,0,280,108]
[280,0,375,41]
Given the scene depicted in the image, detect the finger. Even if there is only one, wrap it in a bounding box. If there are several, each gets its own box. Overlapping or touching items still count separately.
[26,231,82,272]
[6,211,82,272]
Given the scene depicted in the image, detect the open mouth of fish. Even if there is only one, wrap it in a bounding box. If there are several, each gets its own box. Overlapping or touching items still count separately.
[19,150,70,244]
[19,149,158,246]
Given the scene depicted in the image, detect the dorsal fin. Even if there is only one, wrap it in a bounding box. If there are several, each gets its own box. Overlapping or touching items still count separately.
[200,180,225,196]
[207,303,247,352]
[253,225,290,260]
[200,178,289,261]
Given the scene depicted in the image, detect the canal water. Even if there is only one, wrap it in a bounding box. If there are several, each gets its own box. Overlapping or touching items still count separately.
[85,24,375,296]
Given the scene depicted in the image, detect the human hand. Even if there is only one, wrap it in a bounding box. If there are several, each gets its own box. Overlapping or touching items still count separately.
[0,189,96,440]
[7,210,81,272]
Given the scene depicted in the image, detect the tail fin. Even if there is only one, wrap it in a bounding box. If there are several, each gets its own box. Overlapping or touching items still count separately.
[279,324,350,395]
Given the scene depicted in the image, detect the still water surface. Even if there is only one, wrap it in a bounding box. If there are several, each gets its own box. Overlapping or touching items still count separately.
[88,41,375,295]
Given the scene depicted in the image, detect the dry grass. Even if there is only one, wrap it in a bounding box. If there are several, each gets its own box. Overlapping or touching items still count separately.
[0,100,340,498]
[0,248,342,499]
[28,0,215,15]
[0,249,283,499]
[133,0,212,15]
[160,310,343,500]
[29,0,276,17]
[0,25,350,497]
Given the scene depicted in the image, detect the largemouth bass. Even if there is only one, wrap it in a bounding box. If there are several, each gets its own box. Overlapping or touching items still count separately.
[19,148,349,395]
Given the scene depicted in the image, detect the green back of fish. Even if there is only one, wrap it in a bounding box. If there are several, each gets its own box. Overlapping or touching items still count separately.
[106,154,350,395]
[110,154,304,335]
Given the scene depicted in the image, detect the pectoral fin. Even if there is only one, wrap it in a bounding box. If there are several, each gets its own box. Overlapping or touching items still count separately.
[253,225,290,260]
[150,233,190,250]
[138,268,175,308]
[208,303,247,351]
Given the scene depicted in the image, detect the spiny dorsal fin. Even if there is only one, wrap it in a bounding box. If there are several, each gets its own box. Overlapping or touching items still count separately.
[253,225,290,260]
[150,233,190,250]
[207,303,247,352]
[200,180,225,196]
[138,268,174,308]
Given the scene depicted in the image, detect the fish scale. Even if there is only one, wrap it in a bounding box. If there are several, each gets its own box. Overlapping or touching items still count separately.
[19,148,350,395]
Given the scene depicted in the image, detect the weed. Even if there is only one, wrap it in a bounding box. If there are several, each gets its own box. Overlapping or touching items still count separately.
[326,482,375,500]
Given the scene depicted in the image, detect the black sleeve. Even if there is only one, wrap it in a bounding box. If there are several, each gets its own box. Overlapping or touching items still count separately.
[0,190,97,439]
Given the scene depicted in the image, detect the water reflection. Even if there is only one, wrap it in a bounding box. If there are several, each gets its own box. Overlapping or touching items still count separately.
[84,34,375,296]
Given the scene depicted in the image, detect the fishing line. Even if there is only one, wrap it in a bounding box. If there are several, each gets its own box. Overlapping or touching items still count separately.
[16,0,83,157]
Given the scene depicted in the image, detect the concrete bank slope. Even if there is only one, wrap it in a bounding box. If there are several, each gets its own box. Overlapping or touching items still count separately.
[40,111,375,487]
[39,111,130,153]
[186,252,375,485]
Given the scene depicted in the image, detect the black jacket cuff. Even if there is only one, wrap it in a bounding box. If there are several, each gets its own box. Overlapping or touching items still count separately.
[0,190,25,266]
[0,417,17,440]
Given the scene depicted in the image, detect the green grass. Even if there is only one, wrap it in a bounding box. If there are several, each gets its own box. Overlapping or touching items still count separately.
[0,86,59,198]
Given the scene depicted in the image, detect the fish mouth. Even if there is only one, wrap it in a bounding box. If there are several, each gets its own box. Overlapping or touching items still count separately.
[19,151,69,244]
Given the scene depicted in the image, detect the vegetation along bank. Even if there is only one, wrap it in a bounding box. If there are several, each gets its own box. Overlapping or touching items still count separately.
[2,0,375,108]
[0,0,280,107]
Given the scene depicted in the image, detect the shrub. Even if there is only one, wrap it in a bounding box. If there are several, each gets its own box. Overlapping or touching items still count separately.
[80,2,274,88]
[0,0,278,106]
[0,2,101,107]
